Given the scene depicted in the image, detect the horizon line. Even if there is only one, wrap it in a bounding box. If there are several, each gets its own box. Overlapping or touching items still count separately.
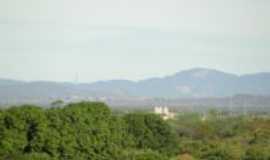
[1,67,269,84]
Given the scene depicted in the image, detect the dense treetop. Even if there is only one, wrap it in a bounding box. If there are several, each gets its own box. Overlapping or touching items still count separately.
[0,102,270,160]
[0,102,177,160]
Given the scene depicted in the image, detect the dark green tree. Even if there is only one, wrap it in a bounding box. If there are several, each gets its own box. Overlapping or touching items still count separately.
[124,113,179,157]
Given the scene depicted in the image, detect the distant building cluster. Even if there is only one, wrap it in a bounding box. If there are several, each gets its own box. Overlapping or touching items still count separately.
[154,106,175,120]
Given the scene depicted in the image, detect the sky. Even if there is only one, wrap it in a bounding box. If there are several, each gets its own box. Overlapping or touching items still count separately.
[0,0,270,82]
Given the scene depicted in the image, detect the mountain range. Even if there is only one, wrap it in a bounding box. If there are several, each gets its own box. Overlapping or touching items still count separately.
[0,68,270,105]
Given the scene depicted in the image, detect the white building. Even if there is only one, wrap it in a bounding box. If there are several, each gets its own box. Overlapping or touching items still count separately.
[154,106,175,120]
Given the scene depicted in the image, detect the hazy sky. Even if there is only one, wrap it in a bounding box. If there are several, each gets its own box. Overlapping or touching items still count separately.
[0,0,270,82]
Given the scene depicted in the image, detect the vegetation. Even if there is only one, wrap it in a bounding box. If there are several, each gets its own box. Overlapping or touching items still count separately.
[0,102,269,159]
[172,111,270,160]
[0,102,177,160]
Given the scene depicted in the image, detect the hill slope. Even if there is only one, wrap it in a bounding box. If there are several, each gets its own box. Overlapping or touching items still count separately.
[0,68,270,104]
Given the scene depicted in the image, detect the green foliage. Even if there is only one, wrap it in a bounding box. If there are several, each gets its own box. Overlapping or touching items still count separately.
[172,112,270,160]
[0,102,130,159]
[124,113,179,156]
[0,105,47,155]
[1,103,270,159]
[0,153,55,160]
[116,149,169,160]
[132,150,169,160]
[199,143,234,160]
[243,145,270,160]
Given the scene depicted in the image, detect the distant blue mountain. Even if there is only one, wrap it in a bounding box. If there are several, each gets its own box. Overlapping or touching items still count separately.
[0,68,270,102]
[87,68,270,98]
